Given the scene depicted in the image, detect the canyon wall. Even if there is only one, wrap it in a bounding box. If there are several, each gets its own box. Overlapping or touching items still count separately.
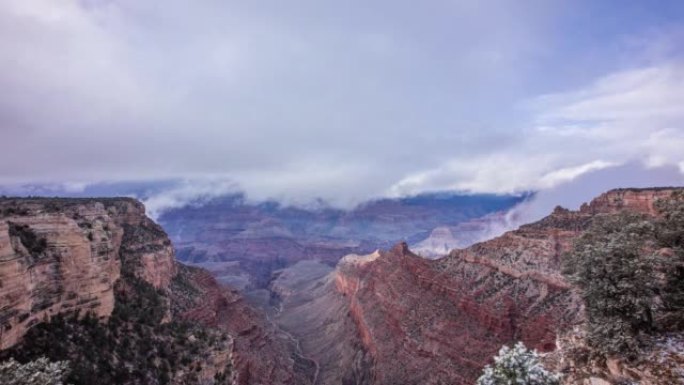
[158,192,525,290]
[172,265,315,385]
[3,189,677,384]
[273,188,683,385]
[0,198,311,385]
[0,198,176,349]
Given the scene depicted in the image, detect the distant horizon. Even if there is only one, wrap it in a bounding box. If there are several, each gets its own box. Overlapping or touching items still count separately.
[2,165,683,243]
[0,178,531,214]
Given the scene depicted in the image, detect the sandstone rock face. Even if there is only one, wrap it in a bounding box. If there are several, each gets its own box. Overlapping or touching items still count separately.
[273,188,683,385]
[0,198,309,384]
[332,243,576,385]
[0,199,161,349]
[579,187,679,215]
[271,259,372,385]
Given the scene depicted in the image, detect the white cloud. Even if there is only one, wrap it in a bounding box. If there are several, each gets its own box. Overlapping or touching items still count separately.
[537,160,616,189]
[0,0,556,200]
[389,62,684,196]
[142,179,241,221]
[1,0,683,207]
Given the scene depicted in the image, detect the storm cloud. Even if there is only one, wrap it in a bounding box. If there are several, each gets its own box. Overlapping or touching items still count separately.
[1,0,683,206]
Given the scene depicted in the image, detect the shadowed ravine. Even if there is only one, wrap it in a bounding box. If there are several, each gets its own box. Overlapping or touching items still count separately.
[264,259,374,385]
[258,260,337,385]
[270,308,320,385]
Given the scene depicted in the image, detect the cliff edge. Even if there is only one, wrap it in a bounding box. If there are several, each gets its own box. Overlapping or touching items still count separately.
[0,197,311,385]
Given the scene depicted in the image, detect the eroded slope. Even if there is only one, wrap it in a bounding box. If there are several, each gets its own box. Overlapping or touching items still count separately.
[273,188,683,385]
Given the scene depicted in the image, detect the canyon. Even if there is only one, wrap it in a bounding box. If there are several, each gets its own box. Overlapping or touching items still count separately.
[269,188,684,384]
[0,198,311,384]
[157,192,525,290]
[0,188,682,384]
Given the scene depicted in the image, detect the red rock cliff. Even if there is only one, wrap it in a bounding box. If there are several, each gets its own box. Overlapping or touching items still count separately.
[0,198,177,349]
[0,197,311,385]
[325,188,682,385]
[173,265,314,385]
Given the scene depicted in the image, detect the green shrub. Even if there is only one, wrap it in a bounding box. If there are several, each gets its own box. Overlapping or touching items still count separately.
[8,223,48,255]
[653,192,684,327]
[563,213,657,358]
[564,192,684,359]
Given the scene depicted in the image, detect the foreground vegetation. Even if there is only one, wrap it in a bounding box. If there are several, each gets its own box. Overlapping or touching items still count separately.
[479,191,684,384]
[477,342,561,385]
[563,191,684,359]
[0,357,70,385]
[1,272,231,385]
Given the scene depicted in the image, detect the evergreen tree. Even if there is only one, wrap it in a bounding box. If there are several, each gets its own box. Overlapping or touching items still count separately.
[563,212,657,358]
[653,192,684,328]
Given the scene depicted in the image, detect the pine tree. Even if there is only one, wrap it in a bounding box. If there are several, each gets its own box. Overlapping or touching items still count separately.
[563,212,657,358]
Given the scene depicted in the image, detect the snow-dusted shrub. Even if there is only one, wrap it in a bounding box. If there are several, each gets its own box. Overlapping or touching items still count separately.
[0,357,70,385]
[476,342,561,385]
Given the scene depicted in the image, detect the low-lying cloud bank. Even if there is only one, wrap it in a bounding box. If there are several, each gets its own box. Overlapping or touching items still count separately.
[412,162,684,257]
[1,162,680,228]
[472,162,684,242]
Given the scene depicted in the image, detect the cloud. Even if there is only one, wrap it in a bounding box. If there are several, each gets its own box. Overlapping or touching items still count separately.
[537,161,617,189]
[141,179,241,221]
[0,0,683,207]
[389,61,684,196]
[457,162,684,246]
[0,0,554,200]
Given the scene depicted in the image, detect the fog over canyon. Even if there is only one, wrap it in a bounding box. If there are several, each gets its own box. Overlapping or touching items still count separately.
[2,1,684,384]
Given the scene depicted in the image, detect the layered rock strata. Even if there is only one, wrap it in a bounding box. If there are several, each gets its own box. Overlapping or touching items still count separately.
[273,188,683,385]
[0,198,310,385]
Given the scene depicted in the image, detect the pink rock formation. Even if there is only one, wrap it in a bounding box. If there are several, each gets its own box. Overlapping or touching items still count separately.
[0,199,138,349]
[0,197,310,385]
[274,188,683,385]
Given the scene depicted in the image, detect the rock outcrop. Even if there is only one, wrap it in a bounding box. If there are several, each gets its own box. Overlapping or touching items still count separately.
[272,188,684,385]
[543,327,684,385]
[271,259,373,385]
[0,198,175,349]
[0,198,310,385]
[579,187,678,215]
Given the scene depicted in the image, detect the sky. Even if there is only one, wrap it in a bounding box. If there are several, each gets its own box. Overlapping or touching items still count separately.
[1,0,684,208]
